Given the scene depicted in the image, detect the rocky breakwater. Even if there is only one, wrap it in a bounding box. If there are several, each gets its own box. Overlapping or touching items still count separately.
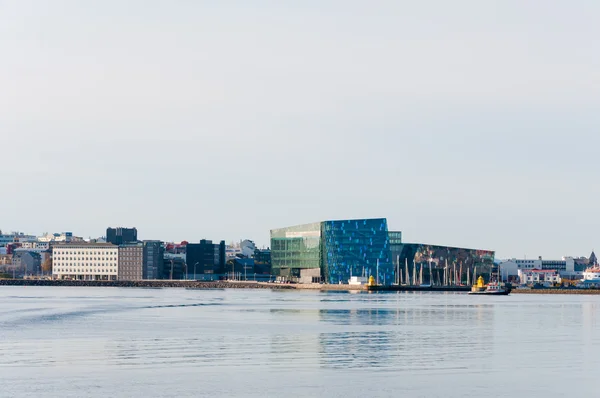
[0,279,295,289]
[512,288,600,295]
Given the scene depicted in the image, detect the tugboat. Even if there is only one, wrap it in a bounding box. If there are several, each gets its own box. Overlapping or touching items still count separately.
[469,275,511,296]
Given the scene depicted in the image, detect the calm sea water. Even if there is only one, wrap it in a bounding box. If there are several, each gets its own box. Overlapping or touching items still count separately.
[1,287,599,397]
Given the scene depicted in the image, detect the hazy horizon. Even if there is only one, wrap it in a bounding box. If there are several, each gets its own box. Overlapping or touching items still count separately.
[2,1,599,259]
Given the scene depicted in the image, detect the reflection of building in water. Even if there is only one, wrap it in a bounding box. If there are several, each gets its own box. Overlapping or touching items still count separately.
[269,309,321,368]
[582,301,597,334]
[317,302,494,370]
[318,307,396,369]
[271,218,494,286]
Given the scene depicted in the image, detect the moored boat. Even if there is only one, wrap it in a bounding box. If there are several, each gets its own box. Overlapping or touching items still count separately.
[469,276,511,295]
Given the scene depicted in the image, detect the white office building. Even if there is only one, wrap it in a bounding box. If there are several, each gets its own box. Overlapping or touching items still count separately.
[20,241,50,250]
[500,257,577,280]
[52,243,119,280]
[38,232,74,243]
[518,269,562,286]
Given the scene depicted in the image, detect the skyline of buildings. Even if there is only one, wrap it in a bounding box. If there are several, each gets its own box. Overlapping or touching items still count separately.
[0,222,597,286]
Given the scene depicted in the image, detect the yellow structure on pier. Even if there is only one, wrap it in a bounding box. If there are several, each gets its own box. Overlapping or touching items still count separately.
[471,276,486,292]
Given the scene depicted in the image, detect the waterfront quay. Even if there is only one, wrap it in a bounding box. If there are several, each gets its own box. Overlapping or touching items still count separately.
[4,279,600,294]
[0,279,294,290]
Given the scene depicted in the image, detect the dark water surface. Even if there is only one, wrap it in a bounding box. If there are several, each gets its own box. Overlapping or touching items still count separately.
[1,287,599,397]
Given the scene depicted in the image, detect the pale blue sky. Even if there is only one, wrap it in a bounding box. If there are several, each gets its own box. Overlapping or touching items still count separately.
[1,1,599,258]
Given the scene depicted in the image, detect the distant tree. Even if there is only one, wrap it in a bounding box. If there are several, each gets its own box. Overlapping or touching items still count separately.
[41,258,52,275]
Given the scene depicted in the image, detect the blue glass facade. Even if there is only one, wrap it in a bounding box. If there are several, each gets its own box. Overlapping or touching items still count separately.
[271,218,493,286]
[321,218,393,284]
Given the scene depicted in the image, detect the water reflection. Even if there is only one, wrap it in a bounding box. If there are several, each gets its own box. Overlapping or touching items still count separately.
[315,296,495,370]
[3,288,600,398]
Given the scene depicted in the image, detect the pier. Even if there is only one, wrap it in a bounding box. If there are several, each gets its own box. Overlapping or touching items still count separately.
[366,285,471,292]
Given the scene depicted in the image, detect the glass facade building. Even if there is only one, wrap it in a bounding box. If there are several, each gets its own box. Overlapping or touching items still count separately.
[271,222,321,277]
[271,218,394,285]
[271,219,494,286]
[390,242,495,285]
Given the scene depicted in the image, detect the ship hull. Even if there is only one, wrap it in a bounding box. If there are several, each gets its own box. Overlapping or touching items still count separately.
[468,289,511,296]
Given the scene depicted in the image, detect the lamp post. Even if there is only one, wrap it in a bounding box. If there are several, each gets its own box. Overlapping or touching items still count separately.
[194,262,199,281]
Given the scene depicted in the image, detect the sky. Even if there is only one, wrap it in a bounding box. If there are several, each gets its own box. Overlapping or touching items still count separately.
[1,0,599,259]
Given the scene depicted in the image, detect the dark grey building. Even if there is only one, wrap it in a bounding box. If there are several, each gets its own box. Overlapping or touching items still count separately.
[163,257,186,280]
[106,227,138,245]
[253,249,272,274]
[186,240,225,277]
[143,240,163,279]
[13,250,42,276]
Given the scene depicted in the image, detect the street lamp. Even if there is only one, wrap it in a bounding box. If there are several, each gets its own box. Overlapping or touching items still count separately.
[194,262,199,281]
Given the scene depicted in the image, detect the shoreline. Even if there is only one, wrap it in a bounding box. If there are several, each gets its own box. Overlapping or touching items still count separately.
[2,279,600,294]
[0,279,295,290]
[511,288,600,295]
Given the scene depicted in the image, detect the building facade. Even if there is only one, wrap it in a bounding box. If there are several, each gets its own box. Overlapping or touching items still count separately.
[118,242,143,281]
[500,257,577,280]
[20,241,50,250]
[12,249,43,276]
[143,240,163,279]
[0,233,37,247]
[391,243,495,285]
[271,218,495,285]
[518,269,562,286]
[271,218,394,285]
[38,232,73,243]
[240,240,257,258]
[186,240,226,277]
[163,256,186,279]
[52,243,119,280]
[106,227,138,245]
[253,248,272,274]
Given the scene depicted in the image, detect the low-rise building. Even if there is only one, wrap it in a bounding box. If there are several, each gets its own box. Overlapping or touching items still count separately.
[163,256,186,280]
[38,232,74,243]
[52,243,118,280]
[20,241,50,250]
[186,239,225,278]
[240,240,257,258]
[0,232,37,247]
[500,257,577,281]
[518,269,562,286]
[12,248,49,276]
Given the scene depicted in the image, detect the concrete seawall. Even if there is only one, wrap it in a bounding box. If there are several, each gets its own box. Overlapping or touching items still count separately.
[4,279,600,294]
[0,279,295,290]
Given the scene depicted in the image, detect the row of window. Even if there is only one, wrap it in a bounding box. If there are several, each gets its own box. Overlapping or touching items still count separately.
[55,257,116,261]
[55,263,117,267]
[55,251,117,256]
[55,269,116,273]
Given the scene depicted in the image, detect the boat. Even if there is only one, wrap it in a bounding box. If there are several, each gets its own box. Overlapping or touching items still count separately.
[582,265,600,282]
[348,276,367,286]
[469,275,511,295]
